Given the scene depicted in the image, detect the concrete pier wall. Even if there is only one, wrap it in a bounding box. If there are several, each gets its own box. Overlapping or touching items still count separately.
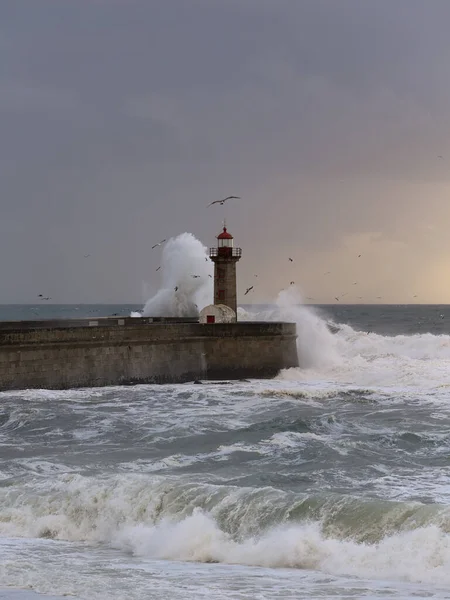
[0,318,298,391]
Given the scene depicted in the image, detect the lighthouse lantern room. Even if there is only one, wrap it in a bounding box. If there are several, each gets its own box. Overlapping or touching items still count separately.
[209,225,242,317]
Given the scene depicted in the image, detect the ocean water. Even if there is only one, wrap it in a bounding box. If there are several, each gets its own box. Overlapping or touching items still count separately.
[2,303,450,599]
[0,304,141,322]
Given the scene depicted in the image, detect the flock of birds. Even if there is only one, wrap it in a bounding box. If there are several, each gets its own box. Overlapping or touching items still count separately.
[146,194,423,304]
[35,194,422,305]
[149,195,303,300]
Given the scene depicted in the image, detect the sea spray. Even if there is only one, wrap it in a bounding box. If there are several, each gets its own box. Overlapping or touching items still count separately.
[241,285,450,389]
[138,233,213,318]
[278,321,450,389]
[240,285,341,369]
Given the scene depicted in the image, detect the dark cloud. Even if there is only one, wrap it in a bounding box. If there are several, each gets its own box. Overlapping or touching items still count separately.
[2,0,450,303]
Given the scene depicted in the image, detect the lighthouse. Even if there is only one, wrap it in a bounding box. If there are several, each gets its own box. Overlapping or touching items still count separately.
[209,224,242,317]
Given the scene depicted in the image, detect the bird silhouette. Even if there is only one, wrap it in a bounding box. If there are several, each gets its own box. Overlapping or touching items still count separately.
[208,196,240,207]
[290,281,295,285]
[151,239,166,249]
[335,293,347,302]
[288,257,293,262]
[174,286,178,291]
[192,275,201,278]
[156,266,161,271]
[244,286,253,295]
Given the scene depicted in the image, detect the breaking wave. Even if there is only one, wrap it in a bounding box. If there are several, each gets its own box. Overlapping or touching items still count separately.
[136,233,213,318]
[2,475,450,584]
[238,286,450,391]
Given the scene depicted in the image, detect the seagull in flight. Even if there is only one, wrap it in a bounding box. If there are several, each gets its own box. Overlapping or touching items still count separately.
[335,293,347,302]
[192,275,201,278]
[84,254,91,258]
[151,239,166,249]
[244,286,253,295]
[156,266,161,272]
[288,257,293,262]
[208,196,240,207]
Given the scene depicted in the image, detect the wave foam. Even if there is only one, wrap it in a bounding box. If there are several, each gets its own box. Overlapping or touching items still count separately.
[240,287,450,392]
[2,476,450,585]
[113,511,450,585]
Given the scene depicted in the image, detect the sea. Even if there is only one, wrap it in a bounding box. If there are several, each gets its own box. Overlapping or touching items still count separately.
[2,303,450,600]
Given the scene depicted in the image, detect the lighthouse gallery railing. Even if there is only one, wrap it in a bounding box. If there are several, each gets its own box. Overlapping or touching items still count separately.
[209,247,242,258]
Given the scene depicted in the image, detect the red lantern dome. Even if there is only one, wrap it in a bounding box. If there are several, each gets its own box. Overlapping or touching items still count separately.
[217,227,233,240]
[209,224,241,258]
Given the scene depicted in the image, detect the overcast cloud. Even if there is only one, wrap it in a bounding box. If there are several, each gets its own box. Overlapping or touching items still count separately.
[2,0,450,304]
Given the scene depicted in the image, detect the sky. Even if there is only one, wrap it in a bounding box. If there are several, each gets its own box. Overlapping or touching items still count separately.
[2,0,450,305]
